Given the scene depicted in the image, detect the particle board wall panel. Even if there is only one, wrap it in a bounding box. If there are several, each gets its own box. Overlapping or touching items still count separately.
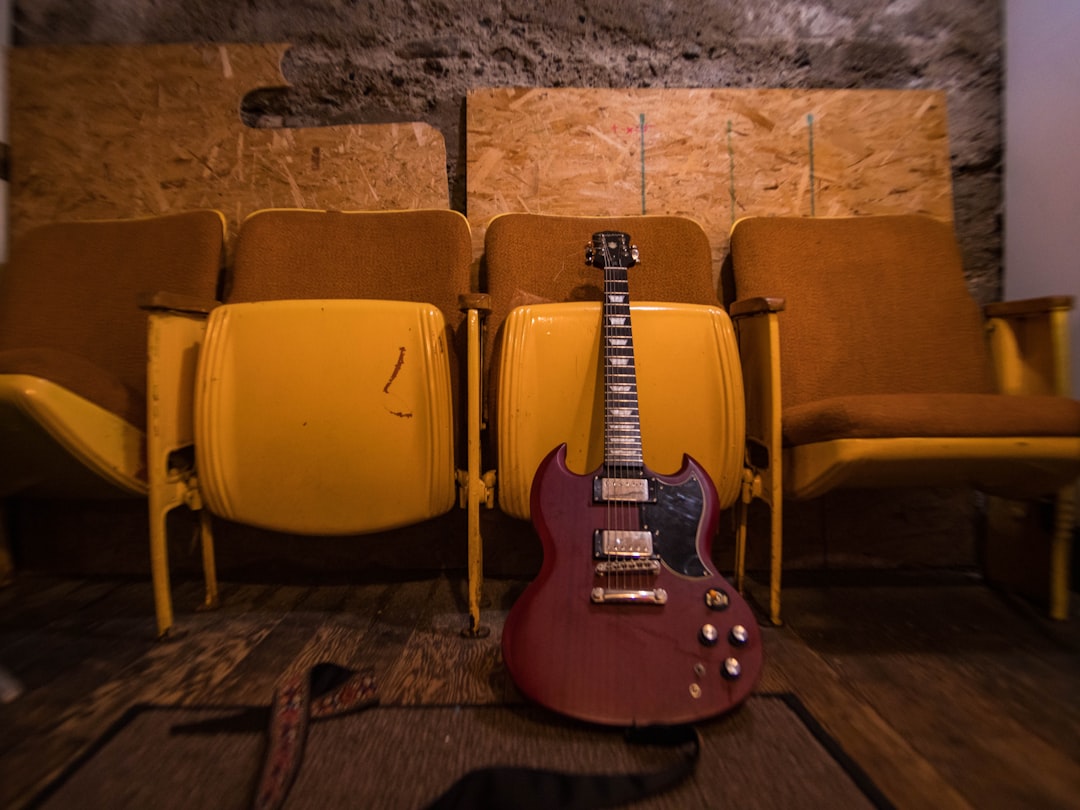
[9,44,449,243]
[467,87,953,284]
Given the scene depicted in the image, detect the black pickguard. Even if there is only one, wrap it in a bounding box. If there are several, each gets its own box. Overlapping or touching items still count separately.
[640,475,710,577]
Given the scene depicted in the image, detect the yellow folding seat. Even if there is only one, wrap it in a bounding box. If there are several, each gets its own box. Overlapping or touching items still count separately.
[0,211,226,581]
[479,212,745,544]
[147,209,479,636]
[727,214,1080,624]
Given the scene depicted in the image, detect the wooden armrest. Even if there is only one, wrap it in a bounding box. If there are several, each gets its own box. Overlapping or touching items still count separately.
[138,291,219,315]
[730,296,786,318]
[984,295,1074,318]
[459,293,492,314]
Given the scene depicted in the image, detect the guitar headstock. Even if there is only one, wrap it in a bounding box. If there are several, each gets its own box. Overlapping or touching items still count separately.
[585,231,639,270]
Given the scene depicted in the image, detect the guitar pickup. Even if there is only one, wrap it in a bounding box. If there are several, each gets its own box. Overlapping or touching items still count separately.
[593,476,654,503]
[594,529,654,558]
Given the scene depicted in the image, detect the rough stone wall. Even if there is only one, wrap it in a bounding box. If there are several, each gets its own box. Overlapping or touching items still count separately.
[13,0,1003,301]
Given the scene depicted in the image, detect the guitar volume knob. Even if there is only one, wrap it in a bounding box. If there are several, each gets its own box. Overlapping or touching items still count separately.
[699,623,719,647]
[722,657,742,680]
[729,624,749,647]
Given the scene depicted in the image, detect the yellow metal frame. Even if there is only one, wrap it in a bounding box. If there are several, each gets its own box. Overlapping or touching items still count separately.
[461,300,495,635]
[147,306,217,636]
[729,299,784,625]
[787,437,1080,501]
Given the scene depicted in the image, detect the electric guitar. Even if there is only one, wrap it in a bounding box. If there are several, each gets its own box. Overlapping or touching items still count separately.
[501,231,762,727]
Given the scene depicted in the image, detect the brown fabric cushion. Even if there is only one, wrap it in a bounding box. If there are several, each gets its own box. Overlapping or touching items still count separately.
[228,209,471,331]
[482,213,719,420]
[729,215,998,409]
[784,393,1080,445]
[0,211,226,430]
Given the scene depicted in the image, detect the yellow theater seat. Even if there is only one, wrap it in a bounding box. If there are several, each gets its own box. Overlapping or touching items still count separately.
[194,299,456,533]
[0,211,226,581]
[728,214,1080,624]
[496,301,744,518]
[147,208,478,637]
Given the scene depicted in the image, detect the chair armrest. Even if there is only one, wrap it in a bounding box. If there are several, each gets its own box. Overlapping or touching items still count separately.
[138,291,220,316]
[983,295,1073,318]
[459,292,492,315]
[730,296,786,318]
[984,296,1073,396]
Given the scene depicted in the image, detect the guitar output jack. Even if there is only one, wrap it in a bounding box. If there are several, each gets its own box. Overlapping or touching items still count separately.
[704,588,730,610]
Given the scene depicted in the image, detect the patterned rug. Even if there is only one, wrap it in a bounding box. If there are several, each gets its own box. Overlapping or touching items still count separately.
[28,691,891,809]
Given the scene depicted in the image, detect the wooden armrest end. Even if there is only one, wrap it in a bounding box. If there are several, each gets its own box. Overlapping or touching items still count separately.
[730,296,786,318]
[984,295,1074,318]
[138,291,219,315]
[459,293,492,314]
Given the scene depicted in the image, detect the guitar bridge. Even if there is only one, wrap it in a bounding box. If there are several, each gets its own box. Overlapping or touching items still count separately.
[590,587,668,605]
[594,559,661,576]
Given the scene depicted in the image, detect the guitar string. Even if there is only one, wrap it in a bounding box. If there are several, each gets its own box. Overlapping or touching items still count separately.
[615,259,632,595]
[604,246,618,595]
[603,237,637,597]
[602,241,616,595]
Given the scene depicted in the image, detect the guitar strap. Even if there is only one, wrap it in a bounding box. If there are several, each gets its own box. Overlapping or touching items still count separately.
[238,662,700,810]
[252,663,379,810]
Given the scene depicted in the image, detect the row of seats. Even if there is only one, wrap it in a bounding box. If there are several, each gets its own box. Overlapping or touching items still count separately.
[1,209,1078,636]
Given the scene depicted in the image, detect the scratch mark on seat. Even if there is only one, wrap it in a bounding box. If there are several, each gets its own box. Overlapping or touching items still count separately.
[383,346,407,393]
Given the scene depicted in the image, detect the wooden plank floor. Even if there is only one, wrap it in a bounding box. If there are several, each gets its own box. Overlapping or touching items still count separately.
[1,570,1077,809]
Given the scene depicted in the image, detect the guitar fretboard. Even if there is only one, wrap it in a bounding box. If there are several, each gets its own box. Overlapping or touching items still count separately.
[602,265,644,471]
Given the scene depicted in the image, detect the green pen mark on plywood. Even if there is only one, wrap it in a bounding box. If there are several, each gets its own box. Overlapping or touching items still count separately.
[807,113,816,217]
[727,119,736,229]
[640,113,647,215]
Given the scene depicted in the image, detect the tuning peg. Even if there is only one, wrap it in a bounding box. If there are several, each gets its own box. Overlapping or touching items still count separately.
[631,245,640,262]
[584,244,594,265]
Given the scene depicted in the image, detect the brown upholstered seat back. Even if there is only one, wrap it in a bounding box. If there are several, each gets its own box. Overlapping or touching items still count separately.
[480,214,720,472]
[482,213,718,393]
[228,209,470,331]
[729,215,998,410]
[0,211,226,429]
[227,208,473,458]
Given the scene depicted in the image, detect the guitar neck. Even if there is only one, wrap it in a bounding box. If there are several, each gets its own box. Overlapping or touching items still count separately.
[602,263,645,472]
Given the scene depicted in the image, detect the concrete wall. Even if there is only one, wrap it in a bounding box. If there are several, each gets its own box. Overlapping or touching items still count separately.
[12,0,1004,301]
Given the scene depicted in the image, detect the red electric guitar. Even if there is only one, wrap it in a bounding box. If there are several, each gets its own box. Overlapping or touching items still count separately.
[501,231,763,727]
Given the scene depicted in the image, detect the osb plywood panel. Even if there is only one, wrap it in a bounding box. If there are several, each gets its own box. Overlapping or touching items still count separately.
[467,87,953,279]
[10,44,448,242]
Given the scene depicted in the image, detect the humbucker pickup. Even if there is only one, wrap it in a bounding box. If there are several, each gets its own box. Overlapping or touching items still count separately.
[593,529,655,558]
[593,476,654,503]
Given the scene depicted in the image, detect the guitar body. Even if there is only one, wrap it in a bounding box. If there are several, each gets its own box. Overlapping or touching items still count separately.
[502,443,763,727]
